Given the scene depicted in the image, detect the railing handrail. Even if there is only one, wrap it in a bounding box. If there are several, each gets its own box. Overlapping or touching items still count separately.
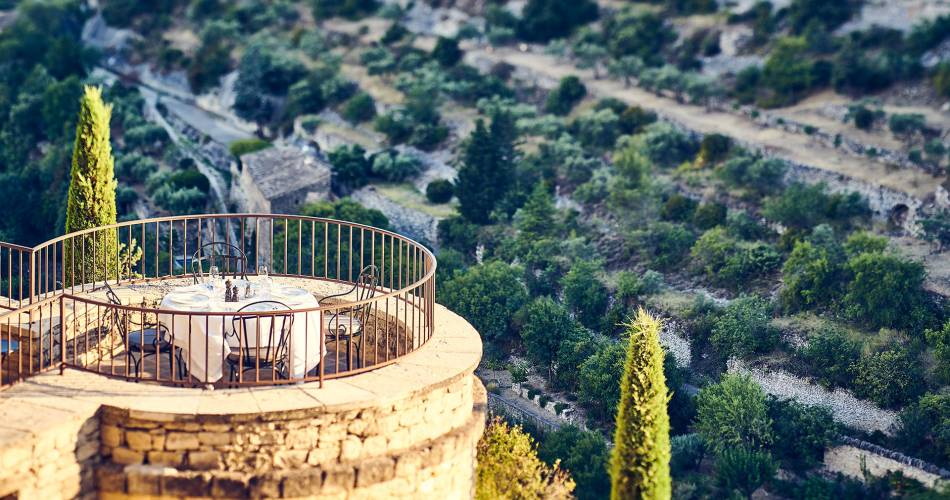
[0,213,437,389]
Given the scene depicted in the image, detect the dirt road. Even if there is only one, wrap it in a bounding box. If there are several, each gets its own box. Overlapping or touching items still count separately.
[464,45,941,200]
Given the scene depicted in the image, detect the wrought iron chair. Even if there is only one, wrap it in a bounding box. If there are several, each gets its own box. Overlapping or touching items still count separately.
[318,265,379,369]
[191,242,248,284]
[103,282,186,380]
[226,301,294,382]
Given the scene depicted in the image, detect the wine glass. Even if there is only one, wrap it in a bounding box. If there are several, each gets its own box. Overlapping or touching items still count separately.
[209,265,221,295]
[258,265,271,294]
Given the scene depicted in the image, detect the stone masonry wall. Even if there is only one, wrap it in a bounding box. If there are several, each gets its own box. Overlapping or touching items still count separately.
[96,376,486,499]
[0,404,100,499]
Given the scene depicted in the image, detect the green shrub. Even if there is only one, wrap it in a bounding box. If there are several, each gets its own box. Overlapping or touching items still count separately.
[441,261,528,342]
[851,105,876,130]
[767,398,837,471]
[538,426,610,500]
[561,259,609,330]
[229,138,271,158]
[843,251,932,330]
[888,113,926,137]
[661,194,698,222]
[710,295,778,359]
[670,434,705,476]
[697,133,731,165]
[432,36,463,66]
[714,448,776,498]
[425,179,454,203]
[517,296,579,370]
[852,346,926,408]
[618,106,657,135]
[327,144,371,190]
[370,150,421,182]
[799,327,860,389]
[694,373,773,454]
[692,202,727,229]
[896,393,950,467]
[341,92,376,123]
[300,116,321,133]
[610,310,672,500]
[578,340,626,421]
[516,0,598,43]
[476,419,575,499]
[545,76,587,116]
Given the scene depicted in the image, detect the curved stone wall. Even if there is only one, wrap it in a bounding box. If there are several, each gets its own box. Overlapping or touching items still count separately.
[0,303,483,500]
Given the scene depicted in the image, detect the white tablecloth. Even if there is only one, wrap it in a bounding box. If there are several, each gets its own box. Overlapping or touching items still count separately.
[158,281,323,383]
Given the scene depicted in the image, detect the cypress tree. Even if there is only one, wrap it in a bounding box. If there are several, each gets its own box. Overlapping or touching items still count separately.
[456,112,517,224]
[456,119,497,224]
[64,85,118,284]
[610,308,672,500]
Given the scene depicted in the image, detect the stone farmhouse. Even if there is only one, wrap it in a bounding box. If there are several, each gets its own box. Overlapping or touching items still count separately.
[234,146,332,214]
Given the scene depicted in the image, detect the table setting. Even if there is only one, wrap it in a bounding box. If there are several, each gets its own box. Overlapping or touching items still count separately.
[157,266,324,383]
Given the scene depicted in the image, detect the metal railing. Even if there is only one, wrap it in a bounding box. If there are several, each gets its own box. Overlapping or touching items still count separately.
[0,214,436,388]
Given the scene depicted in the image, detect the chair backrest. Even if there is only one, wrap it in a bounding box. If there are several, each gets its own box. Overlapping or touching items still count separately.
[192,242,248,283]
[230,301,293,365]
[352,265,379,325]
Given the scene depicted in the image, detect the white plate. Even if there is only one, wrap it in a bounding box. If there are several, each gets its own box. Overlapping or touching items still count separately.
[278,287,310,297]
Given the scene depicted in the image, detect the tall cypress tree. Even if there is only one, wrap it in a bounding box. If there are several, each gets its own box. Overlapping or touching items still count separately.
[610,308,672,500]
[456,112,517,224]
[64,85,118,284]
[456,119,497,224]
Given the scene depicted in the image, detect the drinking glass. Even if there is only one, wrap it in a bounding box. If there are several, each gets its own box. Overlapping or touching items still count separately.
[258,265,271,294]
[209,265,221,295]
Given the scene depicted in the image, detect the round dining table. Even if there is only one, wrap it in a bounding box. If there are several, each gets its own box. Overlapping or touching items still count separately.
[157,280,324,383]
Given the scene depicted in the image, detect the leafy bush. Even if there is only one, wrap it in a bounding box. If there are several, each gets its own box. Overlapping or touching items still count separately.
[370,150,422,182]
[896,393,950,467]
[619,106,657,135]
[311,0,379,20]
[692,202,727,230]
[670,434,705,476]
[767,398,837,471]
[476,418,575,499]
[852,346,926,408]
[799,327,861,389]
[843,251,932,330]
[888,113,927,137]
[661,194,698,222]
[762,182,869,230]
[229,138,271,157]
[123,124,169,154]
[850,105,876,130]
[538,426,610,500]
[716,155,787,196]
[327,144,371,190]
[516,0,598,42]
[578,340,626,421]
[710,295,778,359]
[432,36,463,67]
[441,261,528,342]
[341,92,376,123]
[926,320,950,385]
[545,76,587,116]
[697,133,732,165]
[602,9,676,64]
[116,153,158,183]
[517,296,579,369]
[637,122,698,168]
[561,259,609,330]
[426,179,454,203]
[694,373,774,454]
[573,108,619,150]
[628,222,696,271]
[714,448,776,498]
